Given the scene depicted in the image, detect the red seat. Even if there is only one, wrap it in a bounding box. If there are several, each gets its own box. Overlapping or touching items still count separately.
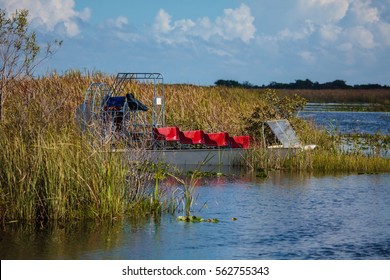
[153,127,180,141]
[229,136,251,149]
[204,132,229,147]
[180,130,205,145]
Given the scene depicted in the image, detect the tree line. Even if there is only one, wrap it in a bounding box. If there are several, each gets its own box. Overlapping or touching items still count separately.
[214,79,389,89]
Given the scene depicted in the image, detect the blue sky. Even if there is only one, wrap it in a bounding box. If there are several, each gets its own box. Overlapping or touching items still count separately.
[1,0,390,85]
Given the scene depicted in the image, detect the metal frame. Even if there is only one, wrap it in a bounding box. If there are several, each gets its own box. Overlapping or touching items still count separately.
[79,73,165,147]
[110,73,165,128]
[79,82,110,135]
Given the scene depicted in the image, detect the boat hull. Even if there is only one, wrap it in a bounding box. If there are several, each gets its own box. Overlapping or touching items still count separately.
[131,148,248,166]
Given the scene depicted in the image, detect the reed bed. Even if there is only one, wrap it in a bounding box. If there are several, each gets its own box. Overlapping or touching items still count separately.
[245,147,390,173]
[0,127,180,223]
[164,84,264,134]
[277,88,390,110]
[0,71,174,225]
[1,71,389,225]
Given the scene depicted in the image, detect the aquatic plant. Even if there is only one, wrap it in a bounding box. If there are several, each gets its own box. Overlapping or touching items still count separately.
[177,215,219,223]
[166,172,196,217]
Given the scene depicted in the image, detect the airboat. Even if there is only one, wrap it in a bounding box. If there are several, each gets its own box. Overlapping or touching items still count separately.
[76,73,315,167]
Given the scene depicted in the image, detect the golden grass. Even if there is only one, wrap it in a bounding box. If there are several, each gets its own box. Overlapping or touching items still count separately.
[277,88,390,107]
[0,71,389,224]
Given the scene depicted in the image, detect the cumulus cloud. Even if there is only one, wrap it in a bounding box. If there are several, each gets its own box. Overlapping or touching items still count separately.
[0,0,90,37]
[346,0,390,48]
[154,9,173,34]
[337,1,390,49]
[298,0,349,23]
[153,4,256,44]
[291,0,390,51]
[351,0,379,24]
[215,4,255,42]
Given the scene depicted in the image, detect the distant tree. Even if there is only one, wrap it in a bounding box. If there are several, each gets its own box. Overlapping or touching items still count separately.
[331,79,350,89]
[215,79,241,87]
[242,81,254,88]
[0,9,62,121]
[353,83,383,89]
[267,81,284,89]
[217,78,387,90]
[295,79,313,89]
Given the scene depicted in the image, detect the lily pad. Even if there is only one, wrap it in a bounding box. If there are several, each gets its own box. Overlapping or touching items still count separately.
[177,216,219,223]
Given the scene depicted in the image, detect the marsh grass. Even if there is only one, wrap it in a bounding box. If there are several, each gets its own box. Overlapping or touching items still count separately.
[1,72,389,225]
[0,127,185,225]
[242,116,390,173]
[0,71,173,225]
[277,88,390,110]
[1,129,135,223]
[245,145,390,173]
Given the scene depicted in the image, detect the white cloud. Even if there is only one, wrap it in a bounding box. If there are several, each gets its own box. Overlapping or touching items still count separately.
[319,24,342,41]
[192,17,217,41]
[0,0,90,37]
[278,20,316,41]
[287,0,390,51]
[154,9,173,34]
[348,26,375,49]
[299,0,349,23]
[215,4,256,43]
[112,16,128,29]
[347,0,390,48]
[351,0,380,24]
[174,19,196,32]
[206,47,233,57]
[100,16,129,30]
[153,4,256,44]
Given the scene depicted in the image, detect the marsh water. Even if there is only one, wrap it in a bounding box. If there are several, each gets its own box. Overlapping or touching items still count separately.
[1,172,389,260]
[299,103,390,135]
[1,104,389,260]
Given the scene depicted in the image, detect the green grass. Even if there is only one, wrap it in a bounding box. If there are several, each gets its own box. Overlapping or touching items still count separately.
[1,129,134,223]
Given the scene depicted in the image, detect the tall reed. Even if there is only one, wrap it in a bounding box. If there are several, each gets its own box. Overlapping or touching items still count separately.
[1,72,389,225]
[0,71,168,225]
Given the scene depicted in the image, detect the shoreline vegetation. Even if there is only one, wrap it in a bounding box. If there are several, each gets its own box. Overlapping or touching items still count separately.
[1,71,389,226]
[214,79,390,111]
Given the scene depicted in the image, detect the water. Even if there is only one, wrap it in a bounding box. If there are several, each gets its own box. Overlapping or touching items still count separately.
[1,172,390,260]
[299,103,390,135]
[1,105,389,260]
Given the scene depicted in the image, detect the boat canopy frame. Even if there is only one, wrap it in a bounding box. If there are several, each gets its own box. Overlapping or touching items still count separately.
[110,73,165,128]
[77,72,165,146]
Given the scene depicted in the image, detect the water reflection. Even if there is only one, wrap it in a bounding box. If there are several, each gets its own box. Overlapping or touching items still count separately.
[0,220,132,259]
[1,171,389,260]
